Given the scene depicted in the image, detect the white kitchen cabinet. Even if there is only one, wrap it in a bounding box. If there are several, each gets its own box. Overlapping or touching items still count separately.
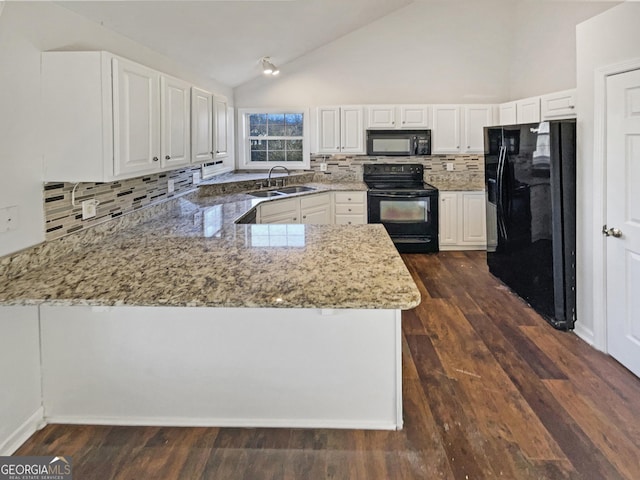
[367,105,396,129]
[499,102,517,125]
[43,51,200,182]
[160,75,191,169]
[463,105,494,153]
[541,89,576,120]
[301,193,331,224]
[334,191,367,225]
[258,197,300,224]
[439,191,486,250]
[191,87,214,164]
[399,105,431,128]
[214,95,229,159]
[516,96,541,124]
[432,105,462,154]
[316,106,364,154]
[112,57,161,178]
[366,105,431,129]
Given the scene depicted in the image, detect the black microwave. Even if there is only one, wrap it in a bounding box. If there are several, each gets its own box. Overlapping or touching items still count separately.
[366,130,431,156]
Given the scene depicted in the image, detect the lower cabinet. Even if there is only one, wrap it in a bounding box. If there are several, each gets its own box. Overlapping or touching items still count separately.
[256,191,366,225]
[439,191,487,250]
[334,191,367,225]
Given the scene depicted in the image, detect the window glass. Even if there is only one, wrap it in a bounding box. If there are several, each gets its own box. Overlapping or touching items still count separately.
[246,111,305,164]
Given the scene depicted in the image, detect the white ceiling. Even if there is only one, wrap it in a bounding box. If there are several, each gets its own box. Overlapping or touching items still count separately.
[57,0,414,87]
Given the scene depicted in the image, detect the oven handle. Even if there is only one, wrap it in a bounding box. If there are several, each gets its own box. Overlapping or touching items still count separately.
[368,191,433,199]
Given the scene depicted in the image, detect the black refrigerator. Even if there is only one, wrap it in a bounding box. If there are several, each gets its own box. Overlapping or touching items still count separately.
[484,120,576,330]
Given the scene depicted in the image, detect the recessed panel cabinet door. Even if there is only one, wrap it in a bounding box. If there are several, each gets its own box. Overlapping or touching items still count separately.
[317,107,341,153]
[341,107,364,154]
[191,88,214,164]
[464,105,493,153]
[214,95,229,159]
[112,58,161,177]
[161,75,191,169]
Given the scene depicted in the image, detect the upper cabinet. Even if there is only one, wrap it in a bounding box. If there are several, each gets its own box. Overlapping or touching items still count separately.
[515,96,541,124]
[42,51,229,183]
[191,87,214,164]
[214,95,229,159]
[499,102,517,125]
[432,105,494,154]
[316,106,364,154]
[366,105,430,129]
[541,89,576,120]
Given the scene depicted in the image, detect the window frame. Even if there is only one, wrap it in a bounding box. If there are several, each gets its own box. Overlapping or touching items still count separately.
[237,107,310,170]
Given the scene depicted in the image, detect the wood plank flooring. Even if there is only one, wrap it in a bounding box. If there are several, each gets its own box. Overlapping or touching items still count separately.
[15,251,640,479]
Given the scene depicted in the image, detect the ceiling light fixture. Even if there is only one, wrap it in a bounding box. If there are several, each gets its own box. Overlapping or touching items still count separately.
[261,57,280,76]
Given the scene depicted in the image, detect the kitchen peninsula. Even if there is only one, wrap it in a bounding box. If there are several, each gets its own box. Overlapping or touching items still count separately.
[0,183,420,452]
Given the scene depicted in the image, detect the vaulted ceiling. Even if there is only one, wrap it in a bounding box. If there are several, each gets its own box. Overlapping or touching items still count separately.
[57,0,414,87]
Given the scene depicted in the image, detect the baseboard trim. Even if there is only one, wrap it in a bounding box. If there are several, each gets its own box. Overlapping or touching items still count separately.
[0,407,45,455]
[439,245,487,251]
[573,323,597,350]
[45,415,398,431]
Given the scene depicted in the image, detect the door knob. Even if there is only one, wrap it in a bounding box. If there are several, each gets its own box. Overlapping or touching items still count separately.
[602,225,623,238]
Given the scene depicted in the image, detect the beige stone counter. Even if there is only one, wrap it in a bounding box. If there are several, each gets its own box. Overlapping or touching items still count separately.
[0,184,420,310]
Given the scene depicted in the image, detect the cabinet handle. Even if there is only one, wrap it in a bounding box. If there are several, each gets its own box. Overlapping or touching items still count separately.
[569,105,575,109]
[457,146,460,149]
[348,221,352,224]
[467,146,470,149]
[153,157,159,162]
[210,151,214,155]
[402,121,405,124]
[165,155,171,160]
[392,121,395,125]
[303,215,306,219]
[348,208,352,212]
[216,150,220,154]
[293,217,297,221]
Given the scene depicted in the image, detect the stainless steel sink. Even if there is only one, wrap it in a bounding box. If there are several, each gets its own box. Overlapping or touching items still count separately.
[248,186,316,198]
[247,190,284,198]
[275,186,316,194]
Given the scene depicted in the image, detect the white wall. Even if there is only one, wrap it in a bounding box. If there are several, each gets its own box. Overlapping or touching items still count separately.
[234,0,614,108]
[508,1,617,100]
[575,2,640,346]
[0,2,232,257]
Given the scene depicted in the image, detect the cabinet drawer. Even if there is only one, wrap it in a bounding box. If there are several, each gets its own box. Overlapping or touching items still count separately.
[335,204,365,215]
[300,192,330,209]
[259,197,298,217]
[335,214,366,225]
[334,191,366,204]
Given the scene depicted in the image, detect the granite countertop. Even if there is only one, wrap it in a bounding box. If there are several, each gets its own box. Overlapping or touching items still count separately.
[0,182,420,310]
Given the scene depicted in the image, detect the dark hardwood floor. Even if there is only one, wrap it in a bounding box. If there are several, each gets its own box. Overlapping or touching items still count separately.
[16,252,640,479]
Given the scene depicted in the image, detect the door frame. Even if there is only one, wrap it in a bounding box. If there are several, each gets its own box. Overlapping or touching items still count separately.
[591,57,640,351]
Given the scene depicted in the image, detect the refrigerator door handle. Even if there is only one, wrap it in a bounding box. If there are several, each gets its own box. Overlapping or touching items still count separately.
[496,145,508,240]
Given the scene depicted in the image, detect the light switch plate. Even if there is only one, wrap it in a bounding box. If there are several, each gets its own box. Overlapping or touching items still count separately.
[446,162,455,172]
[168,179,175,193]
[0,205,19,233]
[81,199,98,220]
[193,172,201,185]
[320,163,328,172]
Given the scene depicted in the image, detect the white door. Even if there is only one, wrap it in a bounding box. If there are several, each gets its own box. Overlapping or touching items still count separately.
[464,105,493,153]
[191,87,214,164]
[341,106,364,154]
[606,68,640,378]
[317,107,341,154]
[160,75,191,169]
[432,106,461,154]
[112,58,160,177]
[214,95,229,159]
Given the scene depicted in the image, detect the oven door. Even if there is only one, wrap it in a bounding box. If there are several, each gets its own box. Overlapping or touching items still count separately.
[367,191,439,252]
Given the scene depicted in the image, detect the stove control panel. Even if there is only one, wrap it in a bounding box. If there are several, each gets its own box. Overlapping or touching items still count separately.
[363,163,424,176]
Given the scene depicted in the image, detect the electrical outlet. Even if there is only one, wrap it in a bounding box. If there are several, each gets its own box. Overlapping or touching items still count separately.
[81,199,98,220]
[446,162,455,172]
[0,205,19,233]
[320,163,328,172]
[192,172,201,185]
[168,179,175,193]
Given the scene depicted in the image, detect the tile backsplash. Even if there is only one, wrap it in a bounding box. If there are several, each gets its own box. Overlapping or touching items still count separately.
[43,167,200,241]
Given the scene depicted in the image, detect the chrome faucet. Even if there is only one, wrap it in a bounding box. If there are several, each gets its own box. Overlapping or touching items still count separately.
[267,166,290,188]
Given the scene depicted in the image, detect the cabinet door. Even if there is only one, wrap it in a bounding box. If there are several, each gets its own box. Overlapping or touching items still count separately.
[516,97,541,124]
[367,105,396,129]
[432,106,461,154]
[341,107,365,154]
[258,197,300,224]
[214,95,229,159]
[400,105,430,128]
[191,87,214,164]
[439,192,458,246]
[317,107,341,153]
[499,102,517,125]
[161,75,191,169]
[461,192,487,245]
[463,105,493,153]
[112,57,161,177]
[541,89,576,120]
[301,193,331,224]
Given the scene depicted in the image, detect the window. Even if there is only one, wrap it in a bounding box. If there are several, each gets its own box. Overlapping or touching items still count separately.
[238,108,310,169]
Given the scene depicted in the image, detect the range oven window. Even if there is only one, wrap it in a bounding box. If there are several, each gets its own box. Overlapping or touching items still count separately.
[380,199,430,223]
